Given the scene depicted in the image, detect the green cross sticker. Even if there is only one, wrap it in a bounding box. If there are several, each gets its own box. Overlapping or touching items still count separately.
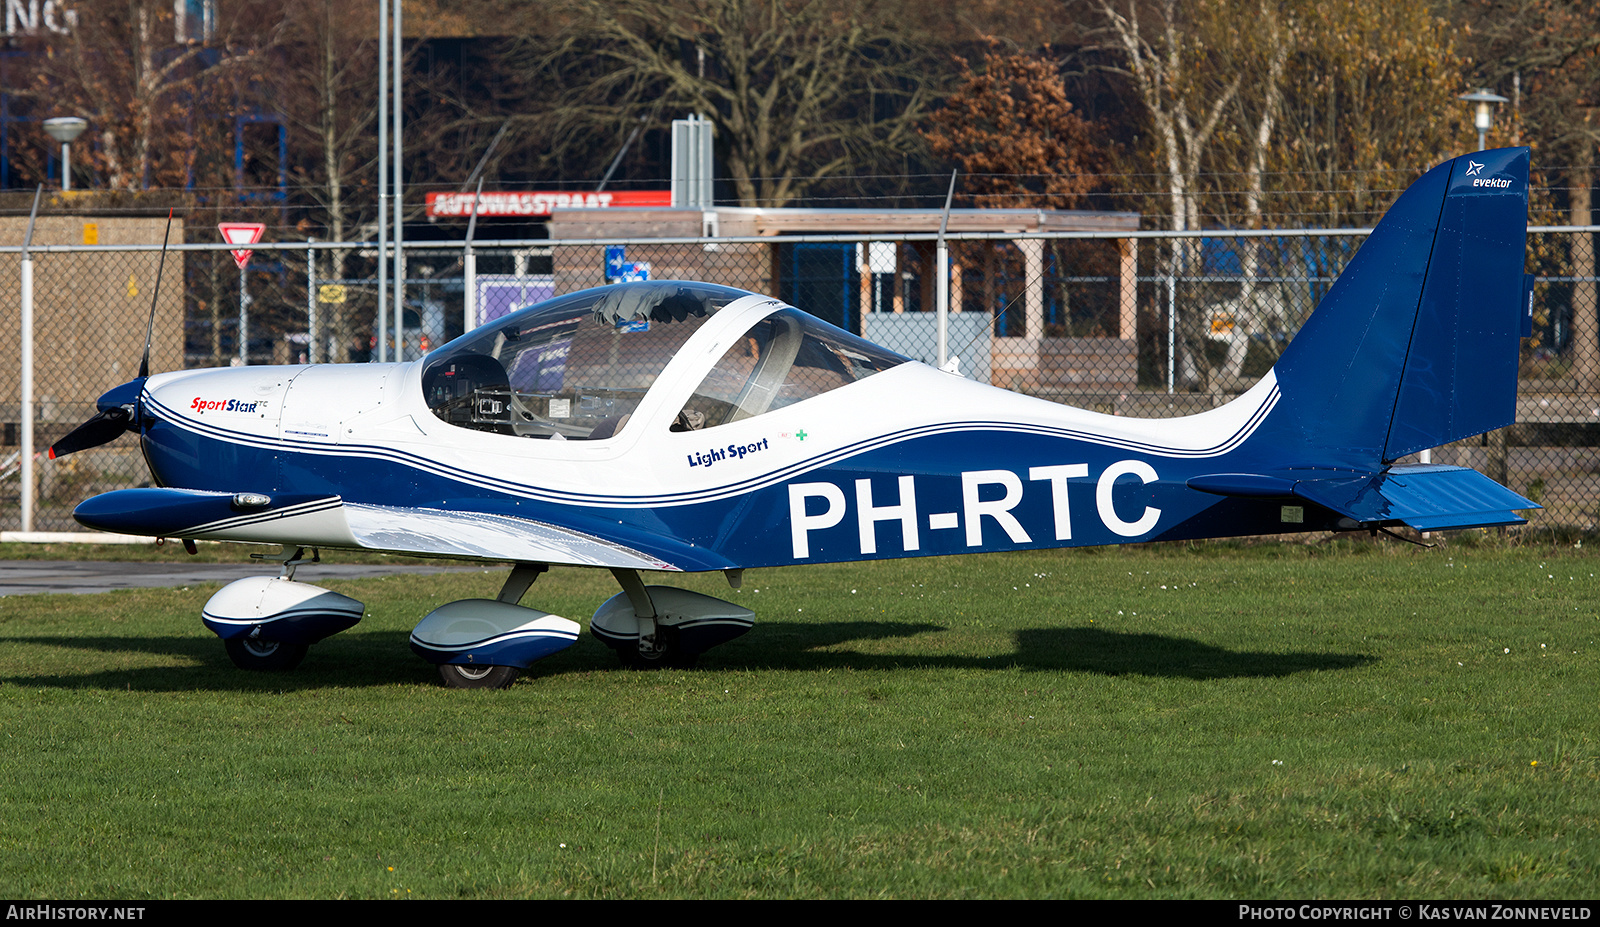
[795,429,808,441]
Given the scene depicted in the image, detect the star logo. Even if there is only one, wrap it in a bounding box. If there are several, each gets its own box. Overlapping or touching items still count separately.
[1466,161,1484,176]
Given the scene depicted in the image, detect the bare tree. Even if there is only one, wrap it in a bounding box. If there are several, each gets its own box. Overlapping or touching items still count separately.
[516,0,939,206]
[1091,0,1243,236]
[1091,0,1463,389]
[17,0,284,191]
[1463,0,1600,388]
[270,0,386,361]
[1091,0,1249,389]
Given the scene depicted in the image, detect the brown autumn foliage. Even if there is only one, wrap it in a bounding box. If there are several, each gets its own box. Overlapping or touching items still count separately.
[922,47,1108,209]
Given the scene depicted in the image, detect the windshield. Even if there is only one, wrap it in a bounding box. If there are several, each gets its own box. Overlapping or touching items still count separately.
[421,281,755,439]
[677,307,908,430]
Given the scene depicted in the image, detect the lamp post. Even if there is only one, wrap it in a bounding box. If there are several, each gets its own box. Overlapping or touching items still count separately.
[1458,87,1513,490]
[1459,89,1509,152]
[42,117,87,191]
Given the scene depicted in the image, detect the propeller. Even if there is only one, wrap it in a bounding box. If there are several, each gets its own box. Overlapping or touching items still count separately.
[47,209,175,460]
[48,407,134,460]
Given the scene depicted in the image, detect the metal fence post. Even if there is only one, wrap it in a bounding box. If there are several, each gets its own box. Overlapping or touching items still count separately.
[18,186,42,531]
[20,253,32,532]
[238,266,250,366]
[306,240,318,364]
[1166,272,1176,394]
[463,178,483,334]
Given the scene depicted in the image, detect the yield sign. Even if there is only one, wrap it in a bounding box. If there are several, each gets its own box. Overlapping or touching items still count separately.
[218,222,266,269]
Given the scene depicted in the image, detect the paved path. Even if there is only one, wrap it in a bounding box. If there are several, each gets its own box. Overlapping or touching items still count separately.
[0,560,486,596]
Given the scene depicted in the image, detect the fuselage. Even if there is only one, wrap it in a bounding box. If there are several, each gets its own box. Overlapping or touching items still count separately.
[132,289,1326,572]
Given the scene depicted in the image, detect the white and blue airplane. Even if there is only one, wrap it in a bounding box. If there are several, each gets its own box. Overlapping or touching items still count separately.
[52,148,1538,688]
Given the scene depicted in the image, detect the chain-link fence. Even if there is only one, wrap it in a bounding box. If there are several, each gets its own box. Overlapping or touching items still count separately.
[3,225,1597,533]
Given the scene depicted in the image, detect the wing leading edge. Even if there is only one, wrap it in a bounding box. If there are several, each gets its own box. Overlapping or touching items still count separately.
[73,488,685,571]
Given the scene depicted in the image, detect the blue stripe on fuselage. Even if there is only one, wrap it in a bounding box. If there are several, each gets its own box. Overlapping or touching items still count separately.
[141,416,1335,571]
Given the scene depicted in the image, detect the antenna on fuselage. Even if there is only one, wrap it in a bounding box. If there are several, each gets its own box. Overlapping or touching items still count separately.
[138,208,176,380]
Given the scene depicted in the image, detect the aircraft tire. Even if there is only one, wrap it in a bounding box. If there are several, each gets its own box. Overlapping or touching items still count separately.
[619,630,699,670]
[224,637,309,672]
[437,663,520,690]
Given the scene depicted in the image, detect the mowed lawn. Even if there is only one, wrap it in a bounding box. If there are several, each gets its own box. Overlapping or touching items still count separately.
[0,540,1595,898]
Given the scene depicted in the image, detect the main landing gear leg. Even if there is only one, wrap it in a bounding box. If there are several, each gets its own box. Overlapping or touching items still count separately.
[590,572,754,669]
[252,544,319,580]
[497,562,548,605]
[609,568,693,669]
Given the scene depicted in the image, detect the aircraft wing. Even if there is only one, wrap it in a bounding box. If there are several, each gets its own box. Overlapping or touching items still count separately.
[340,503,684,570]
[73,488,685,572]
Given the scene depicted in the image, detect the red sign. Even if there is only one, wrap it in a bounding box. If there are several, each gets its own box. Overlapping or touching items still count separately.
[217,222,266,269]
[425,190,673,219]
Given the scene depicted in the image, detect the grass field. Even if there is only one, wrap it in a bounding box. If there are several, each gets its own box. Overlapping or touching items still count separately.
[1,538,1596,898]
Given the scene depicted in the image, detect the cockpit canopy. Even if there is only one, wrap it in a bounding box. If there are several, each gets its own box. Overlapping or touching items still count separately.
[421,281,907,440]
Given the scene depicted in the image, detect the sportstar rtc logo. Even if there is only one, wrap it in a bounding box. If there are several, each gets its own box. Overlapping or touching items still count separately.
[191,396,269,414]
[1466,160,1513,188]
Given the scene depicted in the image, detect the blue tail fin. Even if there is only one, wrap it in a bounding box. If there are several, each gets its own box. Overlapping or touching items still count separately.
[1267,147,1529,468]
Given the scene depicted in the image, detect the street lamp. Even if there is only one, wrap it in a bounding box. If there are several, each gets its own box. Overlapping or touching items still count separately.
[1459,89,1509,151]
[43,116,87,191]
[1454,88,1514,492]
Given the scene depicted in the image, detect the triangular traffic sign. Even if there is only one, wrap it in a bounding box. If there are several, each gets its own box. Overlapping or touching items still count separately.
[218,222,266,269]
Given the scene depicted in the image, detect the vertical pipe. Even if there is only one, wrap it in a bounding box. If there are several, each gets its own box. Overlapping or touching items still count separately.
[464,176,483,334]
[376,0,389,363]
[392,0,405,360]
[307,240,319,364]
[19,256,33,532]
[19,185,39,532]
[936,241,949,367]
[1166,273,1176,394]
[463,249,477,332]
[238,269,249,365]
[935,170,957,369]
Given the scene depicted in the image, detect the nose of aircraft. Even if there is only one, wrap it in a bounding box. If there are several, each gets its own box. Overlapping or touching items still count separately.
[48,377,147,459]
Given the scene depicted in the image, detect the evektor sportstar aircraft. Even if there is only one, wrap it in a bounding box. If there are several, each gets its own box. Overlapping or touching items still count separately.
[52,148,1539,688]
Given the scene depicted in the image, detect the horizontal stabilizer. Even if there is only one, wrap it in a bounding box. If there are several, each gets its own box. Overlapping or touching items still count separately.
[1291,465,1538,531]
